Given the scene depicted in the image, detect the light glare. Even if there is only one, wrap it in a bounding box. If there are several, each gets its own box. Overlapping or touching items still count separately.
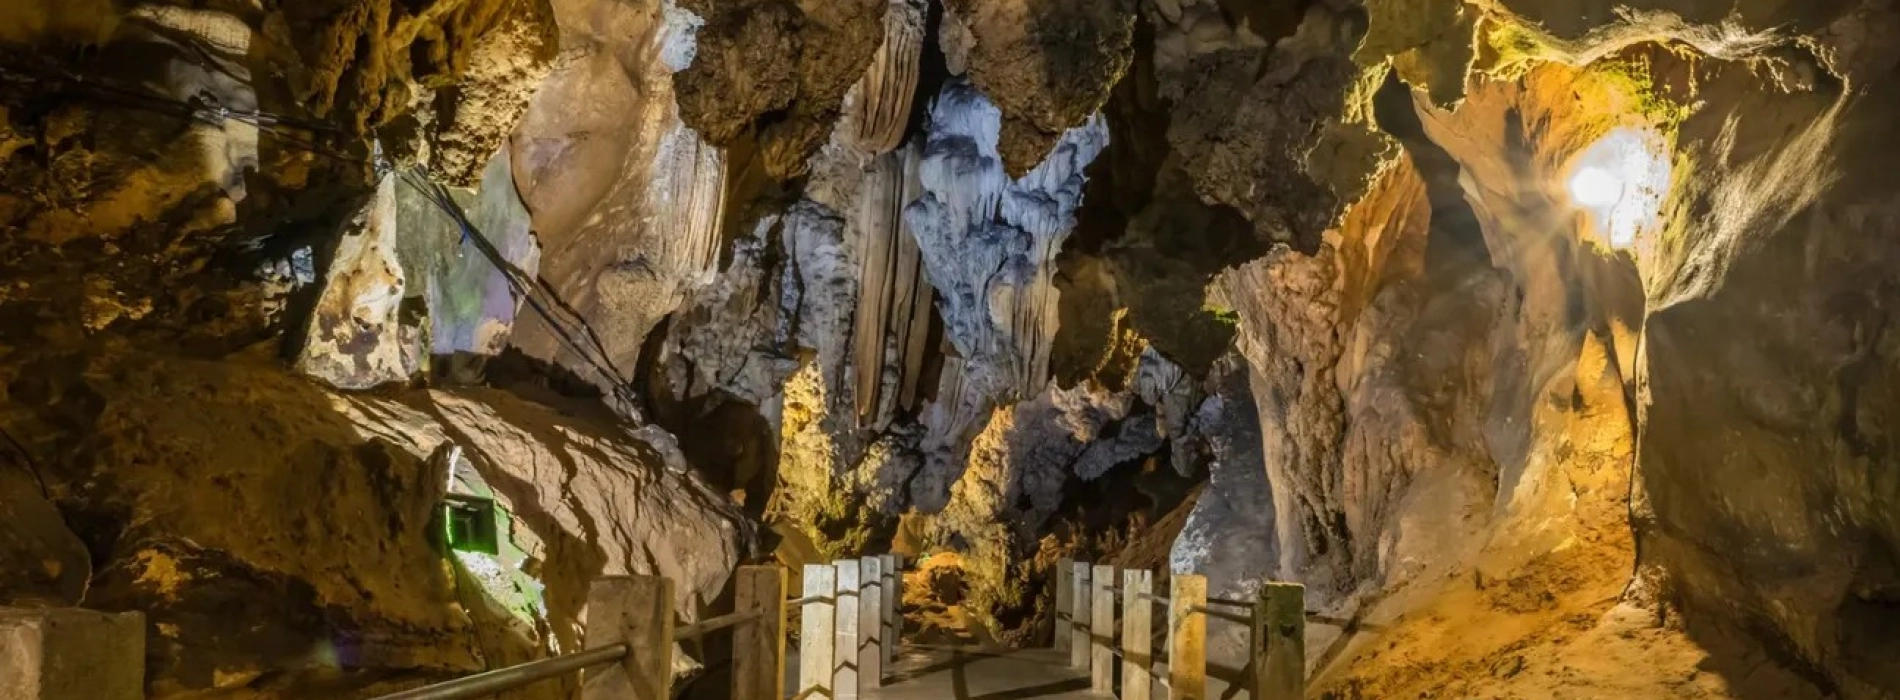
[1566,127,1672,248]
[1568,167,1622,208]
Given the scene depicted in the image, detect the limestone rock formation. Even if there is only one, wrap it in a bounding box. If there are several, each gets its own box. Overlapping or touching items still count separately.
[0,465,87,608]
[509,0,725,407]
[294,174,425,390]
[9,0,1900,698]
[940,0,1135,174]
[673,0,887,179]
[839,0,929,158]
[1624,17,1900,696]
[8,351,731,696]
[905,79,1109,505]
[847,146,934,427]
[1169,354,1276,690]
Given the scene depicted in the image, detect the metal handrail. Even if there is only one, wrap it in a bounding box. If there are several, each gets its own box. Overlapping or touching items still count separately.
[371,643,629,700]
[1191,605,1251,624]
[674,609,765,641]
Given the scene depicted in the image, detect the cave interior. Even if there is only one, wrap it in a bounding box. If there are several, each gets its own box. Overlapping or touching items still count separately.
[2,0,1900,698]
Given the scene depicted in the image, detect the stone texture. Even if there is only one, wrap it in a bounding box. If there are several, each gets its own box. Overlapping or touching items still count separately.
[905,80,1109,499]
[1624,14,1900,695]
[10,1,1900,698]
[838,0,929,158]
[420,0,558,186]
[1169,356,1275,687]
[1,350,740,697]
[294,174,425,390]
[509,0,725,404]
[0,467,88,608]
[941,0,1135,175]
[673,0,888,179]
[403,388,747,653]
[0,1,727,698]
[0,607,144,700]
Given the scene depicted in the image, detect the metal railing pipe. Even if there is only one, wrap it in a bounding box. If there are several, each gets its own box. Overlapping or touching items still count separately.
[372,643,629,700]
[674,609,765,641]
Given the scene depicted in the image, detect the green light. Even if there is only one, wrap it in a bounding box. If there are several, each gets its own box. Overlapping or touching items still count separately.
[444,493,500,555]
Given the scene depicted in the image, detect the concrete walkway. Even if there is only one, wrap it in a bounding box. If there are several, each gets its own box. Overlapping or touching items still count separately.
[864,646,1098,700]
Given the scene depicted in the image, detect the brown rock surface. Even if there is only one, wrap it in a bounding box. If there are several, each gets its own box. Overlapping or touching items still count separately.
[6,0,1900,698]
[673,0,887,179]
[508,0,725,403]
[11,350,739,697]
[943,0,1136,175]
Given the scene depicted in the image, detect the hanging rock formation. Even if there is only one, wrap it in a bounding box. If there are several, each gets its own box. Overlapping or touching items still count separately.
[840,0,929,158]
[939,0,1135,174]
[509,0,725,407]
[672,0,888,179]
[9,0,1900,698]
[848,146,935,427]
[904,80,1109,509]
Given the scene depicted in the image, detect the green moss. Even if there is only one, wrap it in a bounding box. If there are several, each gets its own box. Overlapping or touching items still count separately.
[1582,56,1694,128]
[1201,302,1241,329]
[1482,18,1566,79]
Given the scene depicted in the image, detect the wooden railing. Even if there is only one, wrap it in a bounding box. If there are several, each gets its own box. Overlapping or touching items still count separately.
[790,555,904,700]
[1056,559,1306,700]
[372,555,905,700]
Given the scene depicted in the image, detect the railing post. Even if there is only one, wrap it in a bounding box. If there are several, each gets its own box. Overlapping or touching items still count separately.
[732,566,786,700]
[1090,563,1116,695]
[859,556,884,688]
[798,564,836,700]
[581,575,674,700]
[1055,558,1074,652]
[1168,574,1206,700]
[833,559,862,699]
[1252,583,1305,700]
[1070,561,1092,669]
[1121,569,1154,700]
[879,553,899,669]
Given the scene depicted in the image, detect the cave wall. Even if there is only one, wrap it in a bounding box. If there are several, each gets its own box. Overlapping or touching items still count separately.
[5,0,1900,698]
[1202,2,1900,696]
[0,0,746,696]
[1631,10,1900,694]
[506,0,724,411]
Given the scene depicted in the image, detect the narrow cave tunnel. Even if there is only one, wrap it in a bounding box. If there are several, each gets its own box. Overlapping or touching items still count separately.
[2,1,1899,699]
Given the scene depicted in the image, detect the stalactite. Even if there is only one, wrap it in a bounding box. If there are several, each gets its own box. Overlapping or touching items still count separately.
[843,0,927,156]
[652,120,728,284]
[902,79,1109,507]
[891,176,936,412]
[850,144,933,427]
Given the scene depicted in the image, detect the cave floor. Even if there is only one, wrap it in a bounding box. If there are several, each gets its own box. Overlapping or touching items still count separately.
[857,646,1098,700]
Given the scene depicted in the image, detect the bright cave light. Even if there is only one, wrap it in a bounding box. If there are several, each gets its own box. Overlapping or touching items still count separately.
[1566,127,1672,248]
